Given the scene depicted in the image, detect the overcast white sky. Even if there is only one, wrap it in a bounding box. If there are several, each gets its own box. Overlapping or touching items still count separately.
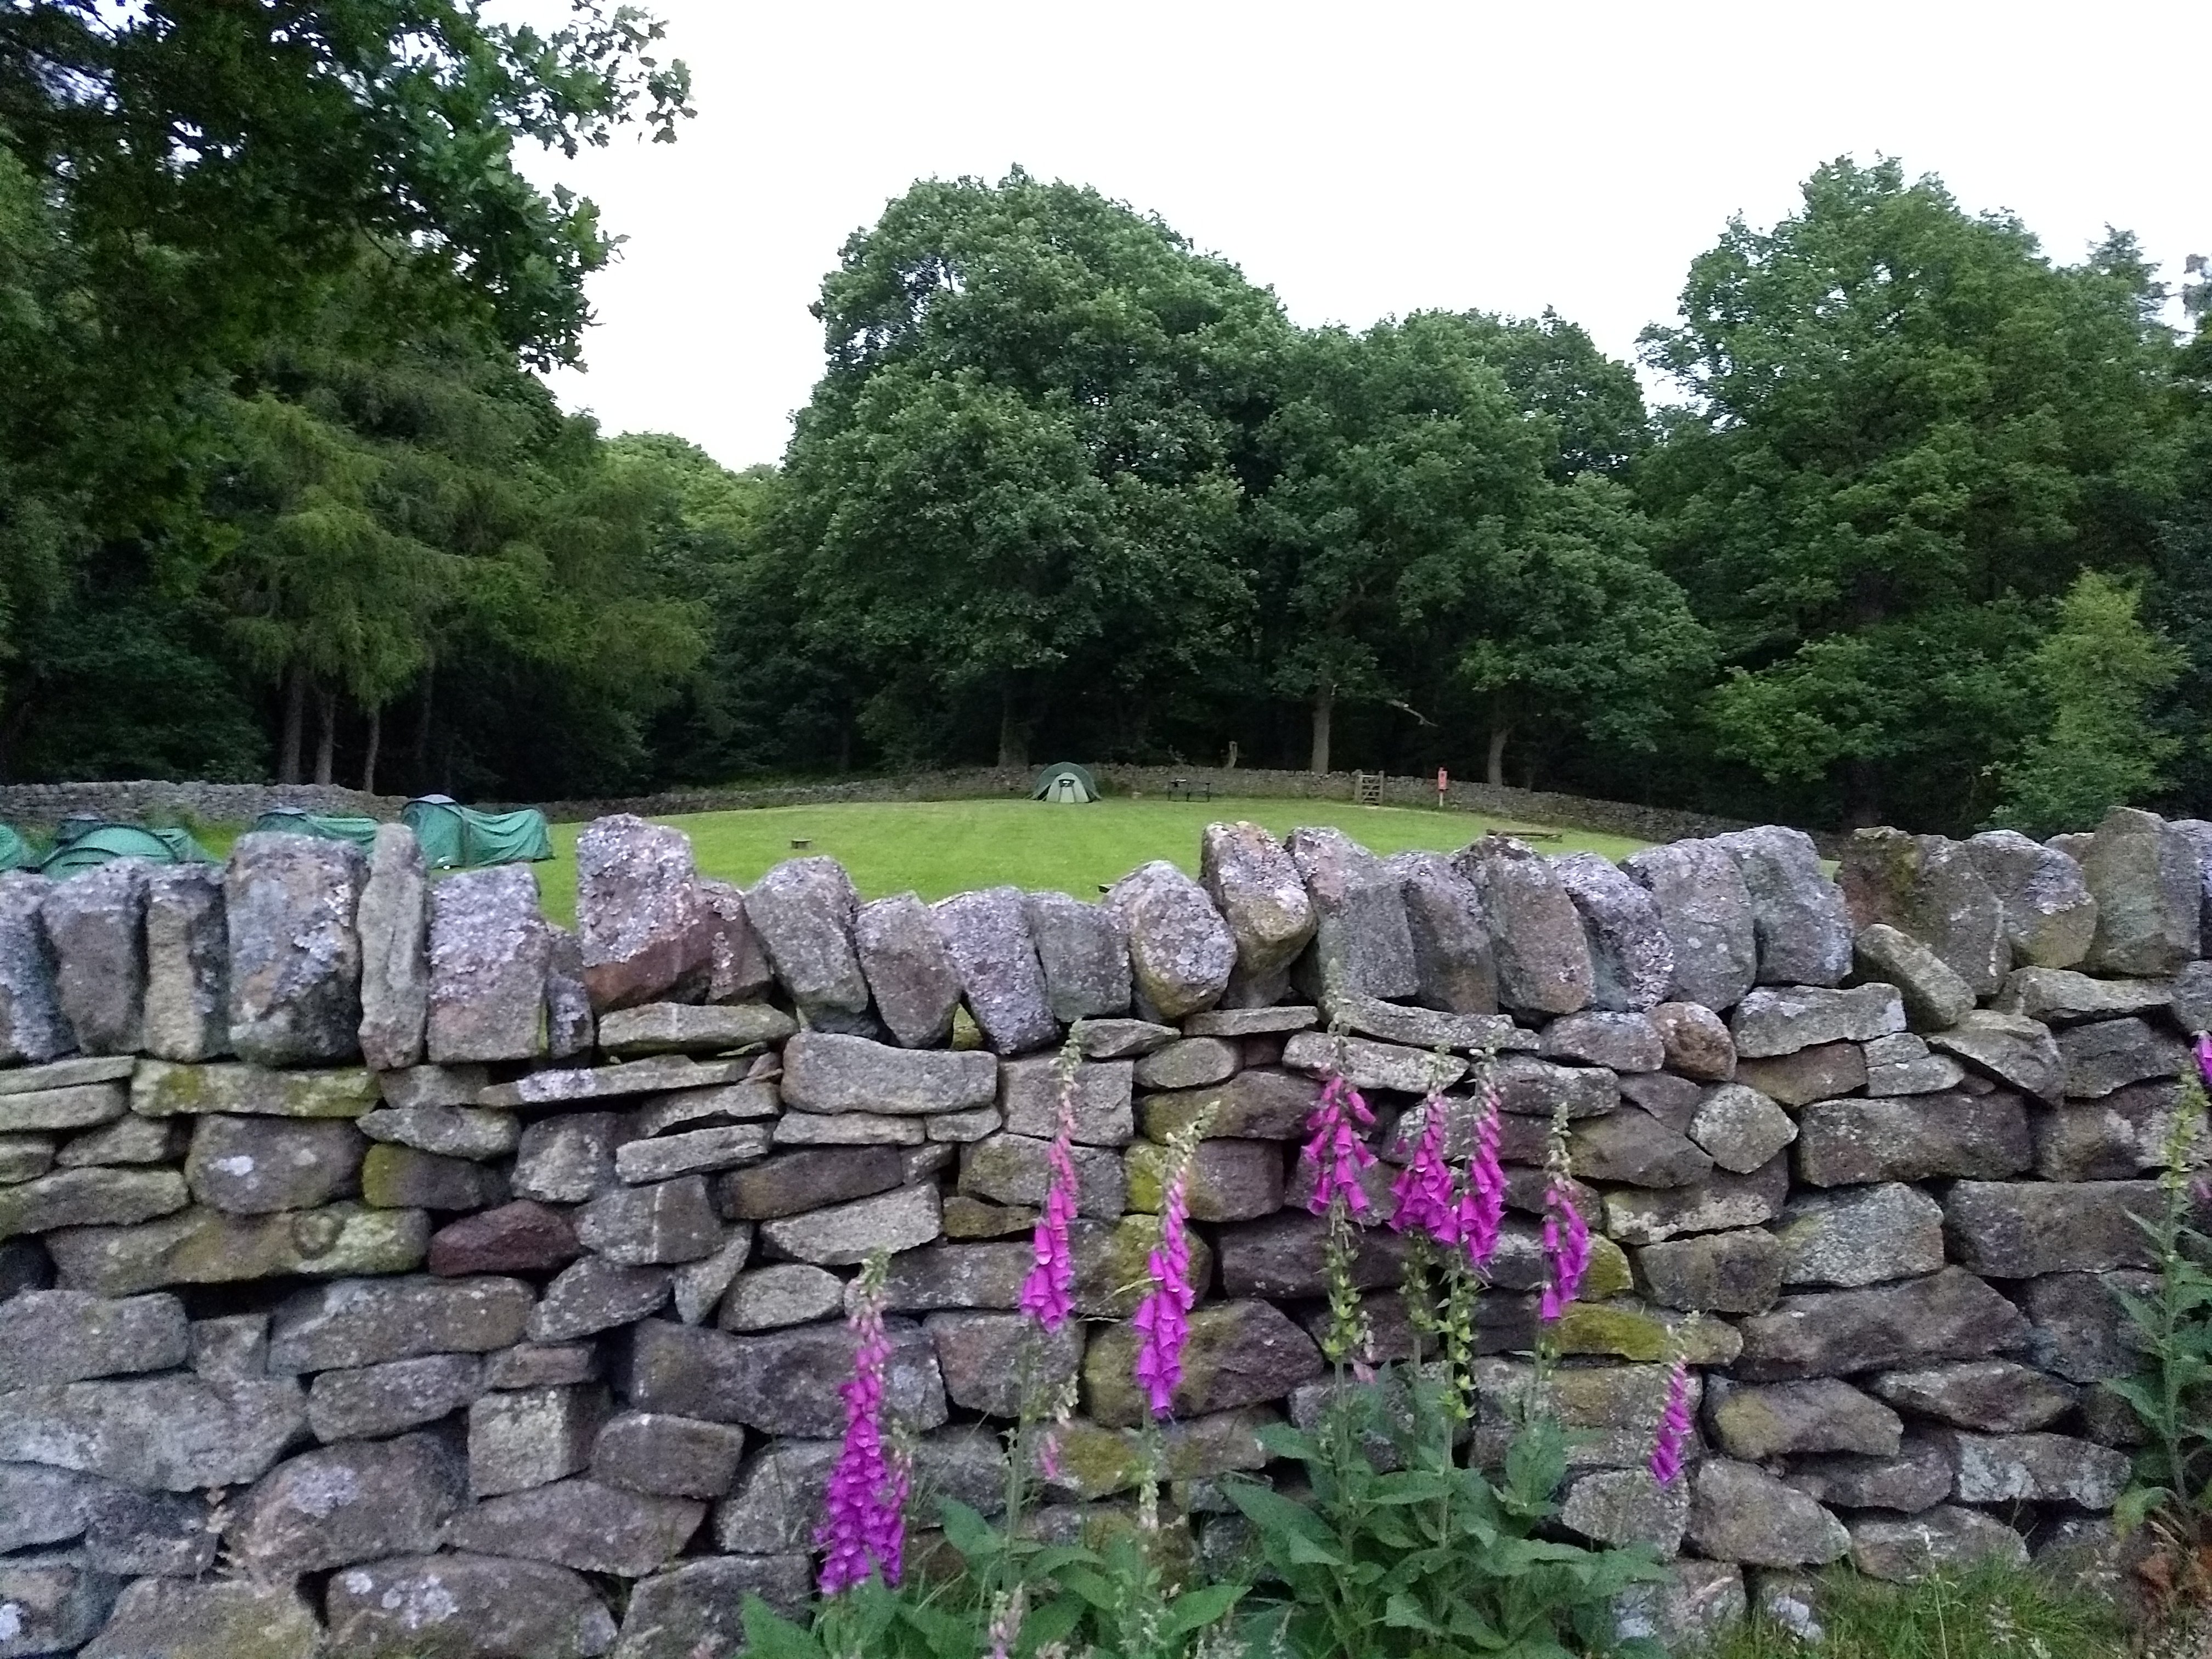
[503,0,2210,471]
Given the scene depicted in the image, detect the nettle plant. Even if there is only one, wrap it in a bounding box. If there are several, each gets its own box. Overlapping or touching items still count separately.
[744,1020,1677,1659]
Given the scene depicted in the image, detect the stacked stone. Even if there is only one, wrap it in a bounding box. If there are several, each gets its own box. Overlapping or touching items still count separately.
[0,808,2201,1656]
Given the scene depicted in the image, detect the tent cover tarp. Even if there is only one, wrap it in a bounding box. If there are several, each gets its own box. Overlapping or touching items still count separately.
[252,809,381,851]
[37,823,214,879]
[403,797,553,870]
[0,825,29,872]
[1031,762,1098,803]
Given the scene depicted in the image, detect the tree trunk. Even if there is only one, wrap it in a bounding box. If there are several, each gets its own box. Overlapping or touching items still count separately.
[411,661,435,764]
[1309,684,1334,774]
[996,690,1029,770]
[313,687,337,786]
[1843,759,1883,829]
[361,706,381,795]
[1486,724,1513,788]
[278,665,307,785]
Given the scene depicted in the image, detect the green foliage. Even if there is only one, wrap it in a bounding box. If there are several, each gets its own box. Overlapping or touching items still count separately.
[1228,1372,1667,1659]
[1639,156,2183,826]
[2110,1069,2212,1539]
[1696,1559,2130,1659]
[1987,571,2185,836]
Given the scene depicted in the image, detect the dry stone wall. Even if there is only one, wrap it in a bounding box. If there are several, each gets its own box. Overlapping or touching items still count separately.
[0,806,2205,1655]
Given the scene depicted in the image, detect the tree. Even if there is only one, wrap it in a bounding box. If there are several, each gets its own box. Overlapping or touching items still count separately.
[1988,572,2182,835]
[1458,309,1649,478]
[1639,157,2181,827]
[783,172,1276,768]
[1457,475,1712,785]
[1250,313,1550,772]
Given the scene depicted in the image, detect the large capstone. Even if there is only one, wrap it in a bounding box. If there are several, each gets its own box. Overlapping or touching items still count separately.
[0,873,74,1065]
[1103,861,1234,1019]
[142,864,231,1063]
[1553,852,1674,1012]
[933,886,1058,1054]
[1200,821,1317,1003]
[427,865,549,1064]
[1621,839,1758,1012]
[575,815,714,1011]
[225,833,368,1065]
[1963,830,2098,968]
[854,892,963,1048]
[1290,827,1419,1002]
[356,823,430,1071]
[1713,826,1853,987]
[2079,807,2203,974]
[745,856,873,1030]
[1839,829,2010,996]
[1385,850,1497,1015]
[1453,835,1593,1015]
[41,857,149,1054]
[1023,890,1131,1023]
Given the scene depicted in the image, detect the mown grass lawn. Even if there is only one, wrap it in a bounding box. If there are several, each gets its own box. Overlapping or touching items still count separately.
[526,797,1646,928]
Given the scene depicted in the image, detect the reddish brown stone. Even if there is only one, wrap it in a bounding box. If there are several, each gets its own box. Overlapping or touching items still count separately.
[428,1200,581,1277]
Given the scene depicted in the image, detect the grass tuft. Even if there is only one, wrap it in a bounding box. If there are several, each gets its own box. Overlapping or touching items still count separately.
[1701,1560,2131,1659]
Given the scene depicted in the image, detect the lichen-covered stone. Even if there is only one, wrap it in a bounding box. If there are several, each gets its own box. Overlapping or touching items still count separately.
[224,832,368,1065]
[1126,1137,1284,1221]
[481,1056,751,1111]
[1839,829,2011,995]
[131,1058,377,1119]
[1869,1360,2077,1433]
[324,1553,617,1659]
[1284,826,1420,1003]
[614,1125,771,1184]
[1000,1054,1133,1146]
[1634,1228,1785,1313]
[1795,1091,2032,1186]
[1775,1182,1946,1288]
[0,1166,188,1238]
[712,1432,1002,1553]
[744,856,876,1030]
[41,858,149,1055]
[573,1176,720,1266]
[1848,1505,2026,1583]
[1200,822,1317,1003]
[55,1115,180,1170]
[1104,860,1235,1019]
[718,1263,843,1330]
[593,1410,747,1499]
[1386,849,1498,1014]
[183,1114,364,1215]
[1022,889,1131,1023]
[1140,1067,1319,1142]
[624,1316,946,1436]
[959,1132,1125,1218]
[1621,839,1758,1012]
[1542,1011,1663,1073]
[234,1431,464,1576]
[1943,1180,2162,1277]
[1705,1378,1900,1461]
[0,1373,308,1489]
[2058,1016,2188,1100]
[1562,1468,1691,1553]
[1853,923,1974,1030]
[266,1273,534,1373]
[596,1002,794,1058]
[361,1143,502,1212]
[1782,1438,1953,1514]
[468,1384,607,1498]
[1604,1155,1791,1246]
[1551,851,1673,1012]
[1734,1268,2030,1381]
[614,1556,810,1658]
[697,878,772,1006]
[1996,966,2169,1024]
[1083,1299,1325,1427]
[926,1308,1085,1417]
[1941,1430,2131,1508]
[574,815,714,1012]
[442,1477,706,1577]
[854,892,963,1048]
[425,865,549,1064]
[0,1288,187,1388]
[2034,1080,2184,1181]
[83,1578,323,1659]
[1282,1029,1465,1095]
[45,1203,427,1297]
[1568,1110,1713,1188]
[1928,1011,2064,1100]
[307,1353,484,1442]
[780,1029,998,1117]
[758,1182,940,1266]
[1730,984,1904,1058]
[1687,1084,1796,1175]
[1713,826,1853,987]
[1732,1042,1866,1107]
[1452,835,1593,1015]
[2079,806,2203,974]
[357,823,429,1071]
[1963,829,2098,968]
[933,885,1058,1055]
[358,1103,518,1162]
[1686,1458,1849,1567]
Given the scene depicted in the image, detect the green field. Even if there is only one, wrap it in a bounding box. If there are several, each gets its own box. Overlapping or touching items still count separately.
[527,797,1645,928]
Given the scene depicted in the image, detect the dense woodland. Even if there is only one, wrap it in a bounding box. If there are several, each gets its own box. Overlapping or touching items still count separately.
[4,4,2210,837]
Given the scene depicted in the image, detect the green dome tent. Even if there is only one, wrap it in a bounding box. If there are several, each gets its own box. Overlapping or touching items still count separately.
[0,825,30,872]
[251,808,381,851]
[38,822,213,879]
[1031,762,1098,804]
[402,796,553,871]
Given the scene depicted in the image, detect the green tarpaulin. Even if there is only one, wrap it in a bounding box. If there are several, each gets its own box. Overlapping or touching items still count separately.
[252,809,381,851]
[1031,761,1098,803]
[37,822,214,878]
[0,825,29,872]
[403,797,553,870]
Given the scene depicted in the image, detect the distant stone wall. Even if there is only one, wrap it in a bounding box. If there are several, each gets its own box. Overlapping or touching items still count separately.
[530,765,1799,854]
[0,806,2196,1655]
[0,781,404,831]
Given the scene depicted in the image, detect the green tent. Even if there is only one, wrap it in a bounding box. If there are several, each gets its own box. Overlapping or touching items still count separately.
[37,822,213,879]
[403,796,554,870]
[1031,762,1098,804]
[0,825,30,872]
[251,808,381,851]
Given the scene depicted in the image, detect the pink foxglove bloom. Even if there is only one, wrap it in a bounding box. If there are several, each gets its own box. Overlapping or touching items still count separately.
[1300,1072,1376,1216]
[1131,1155,1198,1419]
[1018,1092,1080,1331]
[1390,1095,1459,1244]
[2196,1032,2212,1091]
[1458,1090,1506,1269]
[815,1268,907,1594]
[1648,1357,1694,1486]
[1539,1173,1591,1322]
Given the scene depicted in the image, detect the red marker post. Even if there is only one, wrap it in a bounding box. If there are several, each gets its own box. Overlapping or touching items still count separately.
[1435,767,1448,809]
